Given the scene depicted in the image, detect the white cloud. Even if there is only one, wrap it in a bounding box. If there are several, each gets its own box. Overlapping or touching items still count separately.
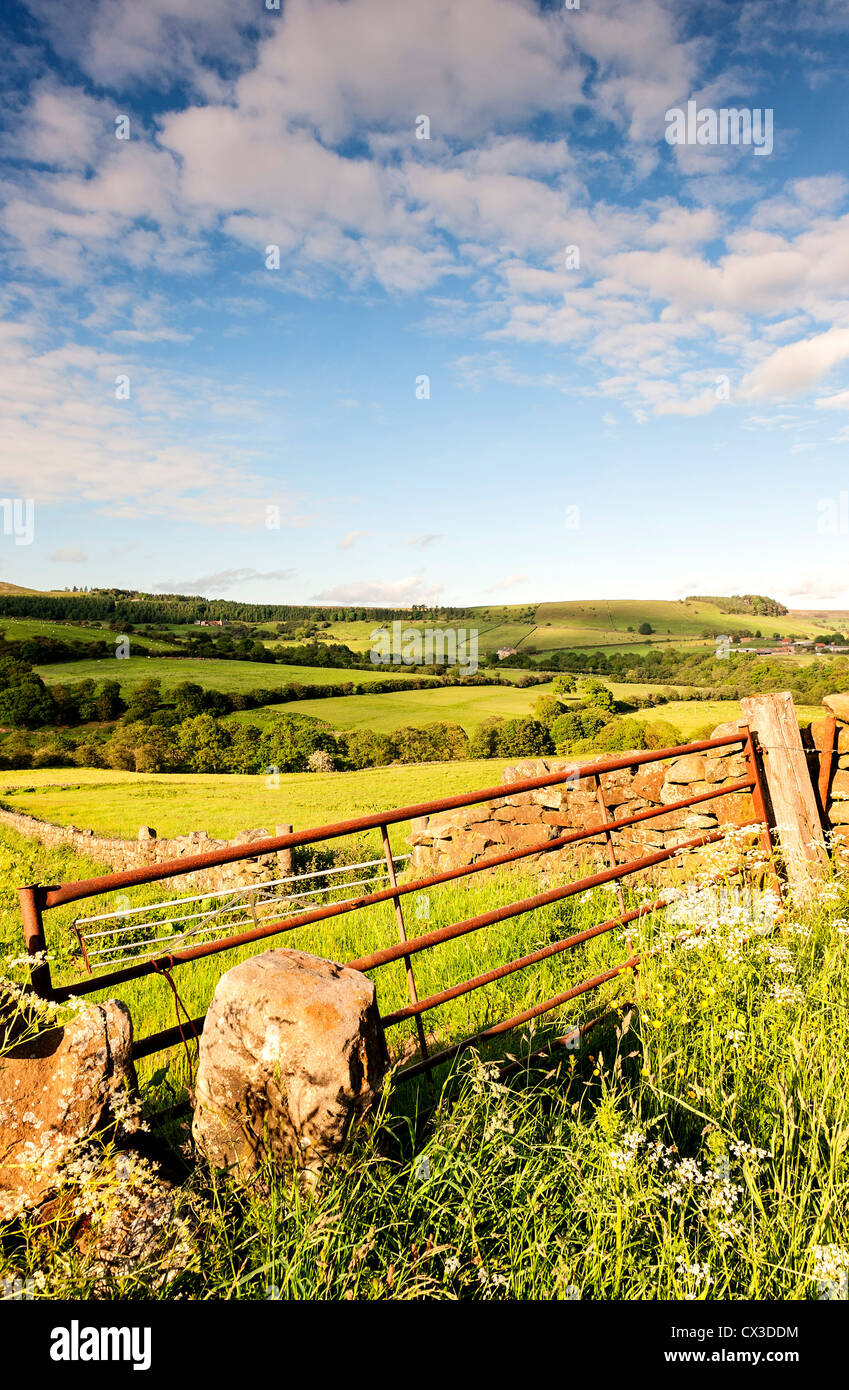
[0,319,311,527]
[312,576,444,605]
[816,390,849,411]
[338,531,368,550]
[50,547,88,563]
[3,0,849,440]
[153,568,296,594]
[20,0,260,90]
[407,534,442,549]
[740,327,849,401]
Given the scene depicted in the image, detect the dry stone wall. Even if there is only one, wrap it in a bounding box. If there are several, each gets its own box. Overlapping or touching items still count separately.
[0,805,292,894]
[408,722,756,879]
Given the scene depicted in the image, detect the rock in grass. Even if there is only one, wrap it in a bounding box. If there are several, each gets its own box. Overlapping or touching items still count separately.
[192,949,388,1180]
[72,1148,197,1290]
[0,1000,139,1222]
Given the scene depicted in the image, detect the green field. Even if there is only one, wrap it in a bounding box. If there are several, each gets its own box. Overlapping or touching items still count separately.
[35,656,432,695]
[226,682,753,737]
[0,760,515,846]
[1,618,180,651]
[637,697,822,737]
[227,682,556,733]
[534,598,832,641]
[316,599,837,662]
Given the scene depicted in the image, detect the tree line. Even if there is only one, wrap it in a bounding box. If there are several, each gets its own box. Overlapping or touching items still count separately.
[0,674,689,774]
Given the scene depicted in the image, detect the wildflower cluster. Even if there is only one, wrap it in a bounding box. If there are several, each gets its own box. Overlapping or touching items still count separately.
[675,1254,713,1298]
[812,1244,849,1300]
[609,1129,770,1231]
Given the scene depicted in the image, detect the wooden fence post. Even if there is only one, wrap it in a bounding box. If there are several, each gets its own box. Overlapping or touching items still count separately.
[275,824,293,878]
[740,692,829,905]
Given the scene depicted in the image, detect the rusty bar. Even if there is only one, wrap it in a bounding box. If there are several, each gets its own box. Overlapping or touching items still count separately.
[74,923,92,976]
[132,1015,207,1060]
[42,734,748,909]
[347,821,758,975]
[380,823,429,1062]
[396,959,638,1082]
[17,885,53,999]
[381,887,678,1027]
[818,714,837,821]
[127,862,743,1062]
[397,845,759,1086]
[49,780,755,1002]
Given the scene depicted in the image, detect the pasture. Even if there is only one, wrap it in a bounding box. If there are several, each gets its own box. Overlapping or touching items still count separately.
[315,598,837,664]
[0,760,515,846]
[0,618,180,651]
[226,682,557,733]
[34,656,432,696]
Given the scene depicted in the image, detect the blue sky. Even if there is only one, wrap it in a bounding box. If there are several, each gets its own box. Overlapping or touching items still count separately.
[2,0,849,609]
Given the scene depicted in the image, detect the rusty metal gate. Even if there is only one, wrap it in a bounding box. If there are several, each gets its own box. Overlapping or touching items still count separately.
[17,730,774,1083]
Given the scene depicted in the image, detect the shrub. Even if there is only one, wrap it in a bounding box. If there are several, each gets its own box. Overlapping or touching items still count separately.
[494,717,552,759]
[550,707,608,753]
[343,729,394,770]
[307,749,336,773]
[578,679,615,712]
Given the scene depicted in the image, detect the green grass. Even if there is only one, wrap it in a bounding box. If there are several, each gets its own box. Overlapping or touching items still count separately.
[309,599,836,664]
[0,760,515,847]
[227,682,556,734]
[640,699,822,737]
[35,657,433,696]
[0,618,179,651]
[535,598,833,641]
[1,818,847,1300]
[320,600,837,657]
[225,684,817,739]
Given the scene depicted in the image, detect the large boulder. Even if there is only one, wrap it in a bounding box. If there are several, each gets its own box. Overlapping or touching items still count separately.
[192,949,388,1180]
[823,693,849,723]
[705,721,746,756]
[0,1001,138,1222]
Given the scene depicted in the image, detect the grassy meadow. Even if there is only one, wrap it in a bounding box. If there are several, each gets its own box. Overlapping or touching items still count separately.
[0,760,515,848]
[225,684,822,739]
[226,682,557,733]
[0,618,181,651]
[34,656,434,695]
[318,597,839,662]
[3,596,848,1302]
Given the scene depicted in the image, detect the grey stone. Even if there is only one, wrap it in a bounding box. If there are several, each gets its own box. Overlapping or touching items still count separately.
[192,949,388,1180]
